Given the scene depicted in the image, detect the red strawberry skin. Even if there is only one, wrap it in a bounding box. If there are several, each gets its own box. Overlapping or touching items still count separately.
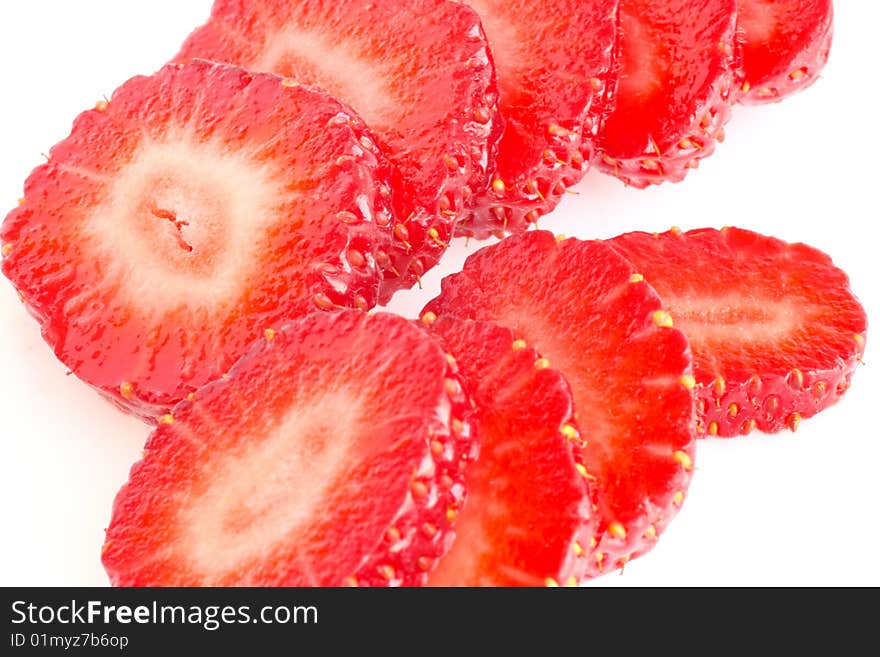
[0,61,394,422]
[424,232,696,576]
[456,0,619,238]
[736,0,833,103]
[102,311,476,587]
[423,317,595,586]
[596,0,738,187]
[175,0,502,302]
[609,227,867,437]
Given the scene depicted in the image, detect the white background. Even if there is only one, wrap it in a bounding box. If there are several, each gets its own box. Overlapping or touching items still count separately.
[0,2,877,587]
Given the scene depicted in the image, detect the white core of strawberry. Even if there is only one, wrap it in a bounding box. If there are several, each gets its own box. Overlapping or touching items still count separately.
[738,0,777,43]
[619,11,664,98]
[254,27,397,130]
[82,131,287,308]
[182,392,362,579]
[466,0,524,100]
[663,293,800,347]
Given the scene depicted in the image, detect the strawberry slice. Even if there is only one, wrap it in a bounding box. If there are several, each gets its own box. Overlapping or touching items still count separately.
[423,232,696,576]
[0,61,394,422]
[736,0,833,103]
[421,317,594,586]
[596,0,738,187]
[608,227,868,437]
[175,0,501,301]
[102,311,475,587]
[455,0,618,238]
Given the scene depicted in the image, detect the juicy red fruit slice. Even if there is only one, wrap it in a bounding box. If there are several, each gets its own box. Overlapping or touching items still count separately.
[596,0,738,187]
[609,227,867,437]
[176,0,501,302]
[1,61,393,421]
[102,312,475,587]
[424,232,696,575]
[737,0,833,103]
[456,0,618,238]
[423,318,594,586]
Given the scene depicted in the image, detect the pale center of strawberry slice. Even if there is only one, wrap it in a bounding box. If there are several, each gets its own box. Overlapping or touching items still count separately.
[618,11,665,103]
[666,293,800,347]
[467,0,527,105]
[139,175,225,266]
[183,391,363,577]
[738,0,779,43]
[84,132,285,306]
[255,28,397,130]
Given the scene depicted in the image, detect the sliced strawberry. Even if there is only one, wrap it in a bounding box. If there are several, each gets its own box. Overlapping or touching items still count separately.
[102,311,475,587]
[736,0,833,103]
[596,0,738,187]
[0,61,394,421]
[455,0,618,238]
[423,232,696,576]
[421,317,594,586]
[175,0,501,301]
[608,227,867,437]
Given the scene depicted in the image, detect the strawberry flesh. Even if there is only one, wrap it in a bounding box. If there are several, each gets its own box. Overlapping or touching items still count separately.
[102,311,476,586]
[424,232,696,576]
[423,317,594,586]
[609,227,868,437]
[596,0,738,187]
[737,0,833,103]
[455,0,618,238]
[175,0,501,302]
[0,61,394,421]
